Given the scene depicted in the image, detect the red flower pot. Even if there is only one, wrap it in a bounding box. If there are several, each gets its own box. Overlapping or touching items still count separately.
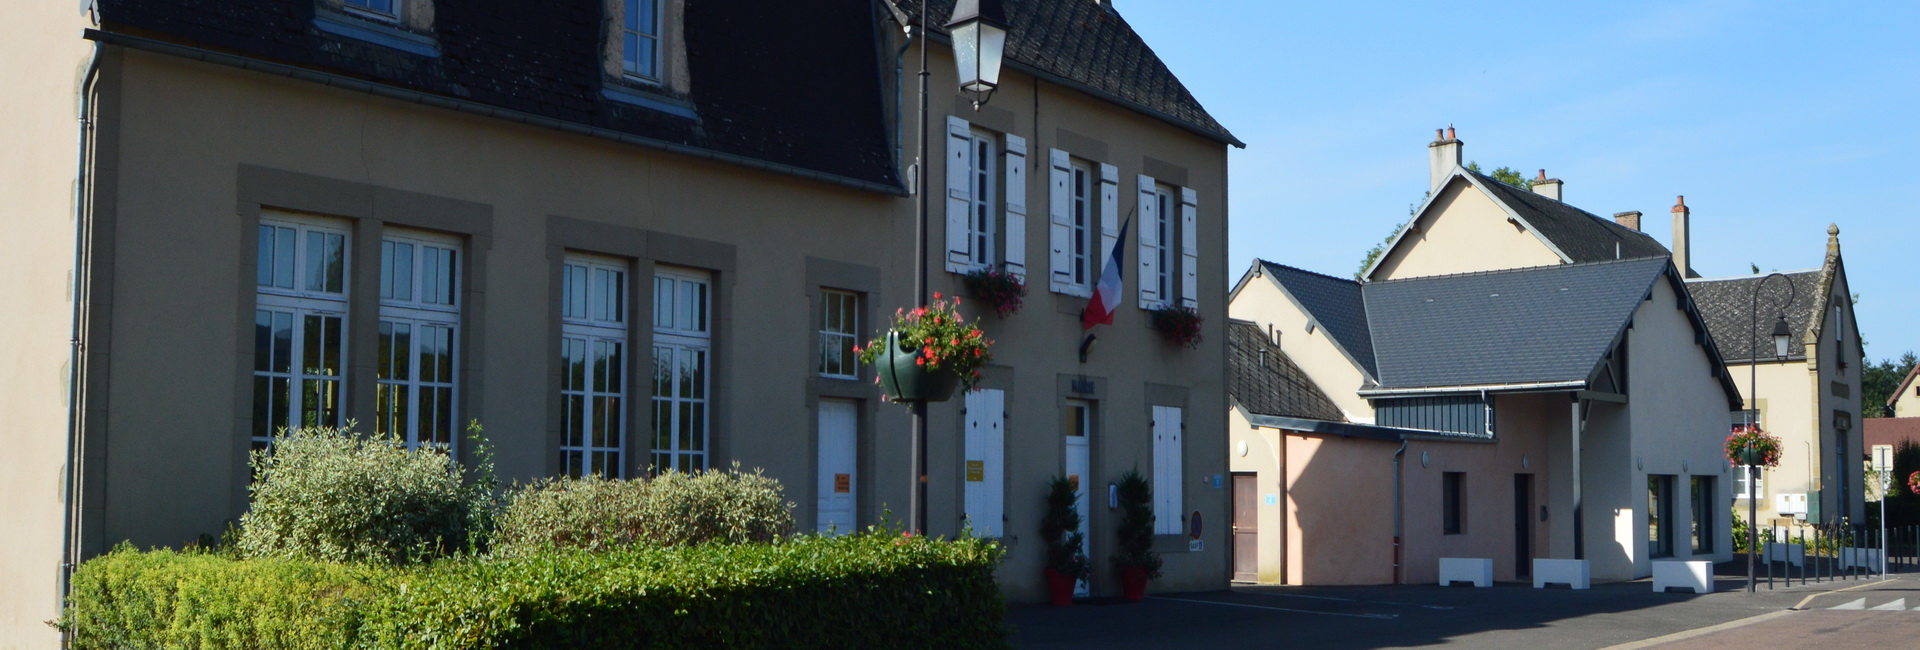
[1044,568,1077,606]
[1120,566,1149,602]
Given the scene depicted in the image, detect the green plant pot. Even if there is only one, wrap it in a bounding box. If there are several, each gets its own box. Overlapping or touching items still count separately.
[876,332,960,403]
[1737,445,1764,466]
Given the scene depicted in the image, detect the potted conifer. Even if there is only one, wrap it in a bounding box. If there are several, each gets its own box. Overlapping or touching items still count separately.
[1040,475,1090,606]
[1110,468,1161,601]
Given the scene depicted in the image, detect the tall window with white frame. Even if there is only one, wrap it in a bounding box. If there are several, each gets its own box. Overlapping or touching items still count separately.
[1152,184,1176,305]
[1069,161,1093,287]
[966,129,998,269]
[376,231,460,452]
[818,289,859,379]
[253,216,350,451]
[561,255,629,477]
[621,0,660,82]
[652,267,711,473]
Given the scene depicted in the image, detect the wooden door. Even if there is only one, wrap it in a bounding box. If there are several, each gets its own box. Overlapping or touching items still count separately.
[1232,473,1258,582]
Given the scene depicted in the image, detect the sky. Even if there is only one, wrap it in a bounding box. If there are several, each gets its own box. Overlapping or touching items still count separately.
[1119,1,1920,360]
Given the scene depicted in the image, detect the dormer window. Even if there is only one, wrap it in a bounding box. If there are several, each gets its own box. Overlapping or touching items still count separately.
[345,0,399,22]
[622,0,661,82]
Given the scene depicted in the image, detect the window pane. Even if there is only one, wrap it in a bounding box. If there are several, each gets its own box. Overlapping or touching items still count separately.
[274,227,296,289]
[325,234,346,294]
[258,226,276,287]
[254,311,274,372]
[608,269,626,324]
[272,312,293,373]
[655,277,674,329]
[635,36,656,78]
[252,376,272,439]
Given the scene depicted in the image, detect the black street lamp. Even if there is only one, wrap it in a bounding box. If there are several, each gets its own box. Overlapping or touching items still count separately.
[907,0,1007,536]
[1746,273,1795,593]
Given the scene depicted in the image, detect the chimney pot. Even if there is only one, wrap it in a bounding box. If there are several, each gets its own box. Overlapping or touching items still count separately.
[1537,169,1547,181]
[1446,125,1456,140]
[1435,128,1445,142]
[1428,126,1463,191]
[1672,195,1686,212]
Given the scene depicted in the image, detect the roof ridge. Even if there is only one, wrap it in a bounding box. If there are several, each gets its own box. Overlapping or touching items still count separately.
[1259,259,1360,285]
[1465,169,1666,249]
[1370,255,1670,286]
[1686,268,1823,283]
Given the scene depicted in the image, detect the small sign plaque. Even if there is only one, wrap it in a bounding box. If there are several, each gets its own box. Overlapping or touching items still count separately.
[1068,474,1080,492]
[834,474,851,493]
[1264,494,1278,506]
[966,460,984,482]
[1188,539,1204,552]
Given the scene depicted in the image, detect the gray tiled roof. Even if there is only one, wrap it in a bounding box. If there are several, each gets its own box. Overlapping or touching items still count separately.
[1260,261,1377,377]
[896,0,1240,147]
[1227,321,1347,422]
[1468,171,1671,264]
[1363,257,1670,390]
[1686,269,1824,363]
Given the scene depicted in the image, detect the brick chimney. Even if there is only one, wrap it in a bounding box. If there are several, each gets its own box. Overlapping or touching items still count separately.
[1531,169,1563,201]
[1428,126,1461,193]
[1613,211,1642,231]
[1671,196,1695,278]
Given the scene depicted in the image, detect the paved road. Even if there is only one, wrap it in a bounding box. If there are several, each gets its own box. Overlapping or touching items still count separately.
[1009,570,1913,649]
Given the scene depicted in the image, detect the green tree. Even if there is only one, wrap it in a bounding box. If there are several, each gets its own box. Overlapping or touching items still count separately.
[1863,351,1918,417]
[1356,161,1532,279]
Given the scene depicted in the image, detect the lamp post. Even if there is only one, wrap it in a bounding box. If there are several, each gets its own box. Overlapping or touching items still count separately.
[907,0,1006,536]
[1746,273,1795,593]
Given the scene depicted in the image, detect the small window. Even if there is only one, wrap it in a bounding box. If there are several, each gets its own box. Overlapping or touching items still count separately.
[1735,465,1764,500]
[1152,184,1176,305]
[345,0,399,21]
[964,128,999,269]
[1069,161,1094,287]
[818,289,859,379]
[621,0,661,81]
[1442,472,1464,535]
[1649,475,1674,558]
[1731,409,1760,429]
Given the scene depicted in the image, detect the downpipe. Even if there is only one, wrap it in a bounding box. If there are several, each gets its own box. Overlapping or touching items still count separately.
[60,37,104,635]
[1392,439,1408,584]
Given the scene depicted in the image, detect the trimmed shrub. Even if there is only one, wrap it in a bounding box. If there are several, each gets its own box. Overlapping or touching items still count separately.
[62,531,1008,649]
[61,544,387,650]
[237,426,485,565]
[491,464,794,557]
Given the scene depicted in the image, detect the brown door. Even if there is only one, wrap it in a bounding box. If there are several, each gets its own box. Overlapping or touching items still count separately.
[1232,473,1258,582]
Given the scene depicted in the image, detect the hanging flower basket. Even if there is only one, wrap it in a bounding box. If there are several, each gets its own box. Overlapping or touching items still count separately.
[1908,471,1920,496]
[857,293,992,404]
[962,268,1027,318]
[1724,424,1781,468]
[1148,305,1204,349]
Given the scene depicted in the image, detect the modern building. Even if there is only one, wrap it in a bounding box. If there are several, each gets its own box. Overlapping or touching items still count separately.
[1229,257,1741,585]
[1,0,1239,643]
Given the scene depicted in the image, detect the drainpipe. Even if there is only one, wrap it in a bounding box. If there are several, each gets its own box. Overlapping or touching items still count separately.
[61,37,104,630]
[1392,439,1408,584]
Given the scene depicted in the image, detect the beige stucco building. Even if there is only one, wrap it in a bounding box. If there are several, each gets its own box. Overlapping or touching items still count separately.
[1,1,1241,644]
[1893,367,1920,418]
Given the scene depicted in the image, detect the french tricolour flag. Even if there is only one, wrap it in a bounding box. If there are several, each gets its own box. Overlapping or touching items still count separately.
[1081,218,1130,330]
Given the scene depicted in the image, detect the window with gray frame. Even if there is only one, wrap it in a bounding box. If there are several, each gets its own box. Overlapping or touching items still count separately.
[254,215,350,451]
[818,289,858,379]
[1649,475,1674,558]
[561,254,629,478]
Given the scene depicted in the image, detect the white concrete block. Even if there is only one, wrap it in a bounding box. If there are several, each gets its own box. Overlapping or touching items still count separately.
[1651,560,1713,593]
[1764,542,1804,567]
[1532,559,1591,589]
[1439,557,1493,587]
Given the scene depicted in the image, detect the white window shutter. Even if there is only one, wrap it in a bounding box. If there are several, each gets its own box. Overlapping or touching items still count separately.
[1137,174,1160,306]
[1099,163,1119,281]
[1047,149,1073,294]
[944,116,973,273]
[1180,187,1199,309]
[1002,134,1027,280]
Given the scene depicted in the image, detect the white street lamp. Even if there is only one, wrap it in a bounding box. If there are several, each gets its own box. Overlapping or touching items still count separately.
[948,0,1008,109]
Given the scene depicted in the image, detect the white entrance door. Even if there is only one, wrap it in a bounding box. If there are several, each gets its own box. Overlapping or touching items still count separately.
[816,399,858,534]
[964,389,1006,536]
[1065,400,1093,597]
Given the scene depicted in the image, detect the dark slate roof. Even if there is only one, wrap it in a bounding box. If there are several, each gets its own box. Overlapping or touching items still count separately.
[97,0,899,190]
[1259,261,1377,377]
[1467,171,1671,264]
[1363,257,1670,390]
[1227,321,1347,422]
[1685,269,1823,363]
[895,0,1240,147]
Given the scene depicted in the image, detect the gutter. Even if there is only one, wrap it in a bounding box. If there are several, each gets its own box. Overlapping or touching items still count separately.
[81,29,910,198]
[61,37,104,630]
[1358,380,1586,398]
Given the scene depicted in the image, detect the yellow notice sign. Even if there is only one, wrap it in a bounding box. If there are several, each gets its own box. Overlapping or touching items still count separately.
[966,460,985,482]
[1068,474,1081,492]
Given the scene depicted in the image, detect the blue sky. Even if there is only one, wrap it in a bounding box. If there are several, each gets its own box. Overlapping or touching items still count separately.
[1121,1,1920,360]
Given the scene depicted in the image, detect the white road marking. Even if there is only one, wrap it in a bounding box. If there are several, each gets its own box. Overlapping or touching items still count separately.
[1868,598,1906,611]
[1828,598,1866,610]
[1150,596,1398,619]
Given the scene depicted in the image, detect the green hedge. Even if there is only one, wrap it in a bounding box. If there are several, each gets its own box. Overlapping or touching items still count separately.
[63,533,1007,649]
